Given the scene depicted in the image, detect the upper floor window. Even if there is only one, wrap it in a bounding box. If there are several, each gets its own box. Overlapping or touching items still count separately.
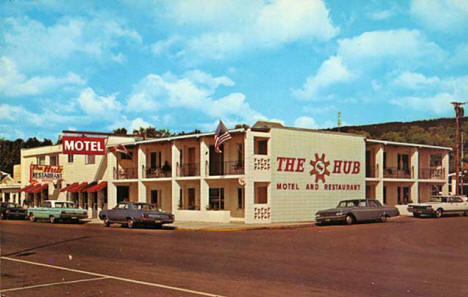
[430,154,442,167]
[254,138,268,155]
[37,156,45,165]
[85,155,95,165]
[121,152,133,160]
[68,154,74,163]
[50,155,58,166]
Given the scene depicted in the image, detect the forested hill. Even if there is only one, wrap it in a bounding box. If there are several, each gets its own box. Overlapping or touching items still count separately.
[330,117,467,169]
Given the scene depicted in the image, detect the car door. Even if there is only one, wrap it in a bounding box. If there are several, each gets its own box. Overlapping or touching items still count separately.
[108,203,125,222]
[366,200,382,220]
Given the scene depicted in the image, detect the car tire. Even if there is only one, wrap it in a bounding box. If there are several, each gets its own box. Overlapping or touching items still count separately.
[104,218,110,227]
[49,216,56,224]
[463,211,468,217]
[380,214,388,222]
[315,221,323,226]
[345,215,354,225]
[413,213,421,218]
[29,213,36,222]
[127,218,135,229]
[435,209,443,218]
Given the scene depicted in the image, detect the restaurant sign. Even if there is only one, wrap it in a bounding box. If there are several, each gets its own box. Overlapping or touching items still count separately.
[62,136,106,155]
[30,165,63,183]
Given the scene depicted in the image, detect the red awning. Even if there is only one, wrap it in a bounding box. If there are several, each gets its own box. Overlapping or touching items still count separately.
[61,182,78,192]
[86,181,107,192]
[20,184,35,192]
[69,182,88,193]
[29,184,48,193]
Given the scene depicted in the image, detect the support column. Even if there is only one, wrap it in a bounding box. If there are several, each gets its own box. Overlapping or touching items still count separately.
[200,138,208,178]
[171,142,181,213]
[200,179,208,212]
[375,181,384,204]
[107,151,117,209]
[244,130,255,223]
[138,181,146,203]
[87,195,92,217]
[411,148,419,202]
[442,151,450,195]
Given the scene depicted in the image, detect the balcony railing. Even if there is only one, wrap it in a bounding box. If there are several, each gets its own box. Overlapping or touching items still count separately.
[177,163,200,177]
[209,160,244,176]
[383,167,413,179]
[114,167,137,180]
[419,168,445,180]
[143,165,171,178]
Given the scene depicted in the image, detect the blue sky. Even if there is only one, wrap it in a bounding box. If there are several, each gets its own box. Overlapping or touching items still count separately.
[1,0,467,141]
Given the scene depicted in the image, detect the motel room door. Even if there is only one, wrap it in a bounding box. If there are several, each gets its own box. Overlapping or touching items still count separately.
[188,147,196,176]
[117,186,129,203]
[209,145,224,175]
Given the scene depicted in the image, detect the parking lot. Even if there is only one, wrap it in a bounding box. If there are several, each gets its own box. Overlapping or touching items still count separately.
[1,216,468,297]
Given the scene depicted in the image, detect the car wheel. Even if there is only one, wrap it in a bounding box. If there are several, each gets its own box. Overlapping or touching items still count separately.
[413,213,421,218]
[127,218,135,229]
[315,221,323,226]
[103,218,110,227]
[380,214,388,222]
[29,213,36,222]
[49,216,56,224]
[435,209,443,218]
[463,211,468,217]
[345,215,354,225]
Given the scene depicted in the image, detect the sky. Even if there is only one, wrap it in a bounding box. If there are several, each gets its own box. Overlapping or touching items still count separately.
[1,0,467,141]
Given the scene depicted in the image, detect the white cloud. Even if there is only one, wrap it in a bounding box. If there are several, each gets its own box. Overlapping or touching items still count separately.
[367,9,396,20]
[77,88,121,119]
[0,56,85,97]
[390,93,454,114]
[155,0,338,60]
[126,70,266,124]
[410,0,468,33]
[293,56,353,100]
[392,71,440,89]
[130,117,152,131]
[294,116,319,128]
[0,103,80,127]
[1,16,142,71]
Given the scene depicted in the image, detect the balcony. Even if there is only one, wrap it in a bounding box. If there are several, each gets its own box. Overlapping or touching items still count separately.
[177,163,200,177]
[114,167,137,180]
[209,160,244,176]
[419,168,445,180]
[142,165,171,178]
[383,167,413,179]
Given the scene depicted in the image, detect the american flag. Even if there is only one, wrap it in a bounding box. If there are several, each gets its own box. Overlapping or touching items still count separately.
[109,144,129,155]
[214,120,232,153]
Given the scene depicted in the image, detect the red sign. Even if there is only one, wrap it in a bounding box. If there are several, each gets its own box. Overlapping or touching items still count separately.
[62,136,106,155]
[30,165,63,183]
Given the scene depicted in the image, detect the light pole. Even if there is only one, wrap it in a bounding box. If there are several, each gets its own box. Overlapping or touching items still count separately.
[451,102,465,195]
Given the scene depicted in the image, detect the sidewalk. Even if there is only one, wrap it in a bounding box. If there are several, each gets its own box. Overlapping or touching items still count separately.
[86,218,314,231]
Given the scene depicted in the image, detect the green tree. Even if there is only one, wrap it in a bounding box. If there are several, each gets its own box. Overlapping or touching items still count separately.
[113,127,128,135]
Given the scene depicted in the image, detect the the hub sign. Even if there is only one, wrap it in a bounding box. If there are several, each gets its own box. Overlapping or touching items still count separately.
[62,136,106,155]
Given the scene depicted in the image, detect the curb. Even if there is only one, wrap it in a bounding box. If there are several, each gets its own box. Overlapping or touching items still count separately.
[175,223,314,232]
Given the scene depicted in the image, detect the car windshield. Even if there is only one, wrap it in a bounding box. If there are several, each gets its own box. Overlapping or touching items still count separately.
[55,202,76,208]
[7,203,17,208]
[429,197,448,203]
[337,200,361,208]
[136,204,154,210]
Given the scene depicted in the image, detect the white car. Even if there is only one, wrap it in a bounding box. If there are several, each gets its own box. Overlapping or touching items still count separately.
[407,196,468,218]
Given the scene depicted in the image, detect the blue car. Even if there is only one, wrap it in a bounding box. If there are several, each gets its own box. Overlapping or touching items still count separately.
[99,202,174,228]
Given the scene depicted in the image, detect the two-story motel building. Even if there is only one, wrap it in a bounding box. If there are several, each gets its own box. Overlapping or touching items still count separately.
[18,122,451,224]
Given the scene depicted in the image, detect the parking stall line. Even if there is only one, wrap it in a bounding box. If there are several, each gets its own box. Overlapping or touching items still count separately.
[0,256,225,297]
[0,276,108,293]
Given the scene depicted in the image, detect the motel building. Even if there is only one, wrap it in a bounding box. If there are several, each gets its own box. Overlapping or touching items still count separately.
[17,122,451,224]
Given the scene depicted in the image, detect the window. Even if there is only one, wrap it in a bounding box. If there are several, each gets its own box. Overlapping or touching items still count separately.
[116,203,128,209]
[121,152,133,160]
[209,188,224,210]
[367,200,378,207]
[37,156,45,165]
[85,155,95,165]
[254,138,268,155]
[255,183,268,204]
[50,155,58,166]
[238,188,244,209]
[68,154,74,163]
[430,154,442,167]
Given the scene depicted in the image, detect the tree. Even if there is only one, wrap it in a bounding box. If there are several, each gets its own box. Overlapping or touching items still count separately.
[132,126,172,139]
[113,127,128,135]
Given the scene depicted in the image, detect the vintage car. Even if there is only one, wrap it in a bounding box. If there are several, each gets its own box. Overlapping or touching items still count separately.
[407,195,468,218]
[27,200,88,223]
[99,202,175,228]
[0,202,27,220]
[315,199,399,225]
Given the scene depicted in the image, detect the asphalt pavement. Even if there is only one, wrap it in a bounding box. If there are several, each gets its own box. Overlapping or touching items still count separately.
[1,216,468,297]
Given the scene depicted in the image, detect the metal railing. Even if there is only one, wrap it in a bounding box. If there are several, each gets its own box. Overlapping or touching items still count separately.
[114,167,137,180]
[419,168,445,180]
[383,167,413,179]
[143,165,171,178]
[177,163,200,177]
[209,160,244,176]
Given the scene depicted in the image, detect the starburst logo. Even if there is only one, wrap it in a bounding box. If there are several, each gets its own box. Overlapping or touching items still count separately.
[309,153,330,183]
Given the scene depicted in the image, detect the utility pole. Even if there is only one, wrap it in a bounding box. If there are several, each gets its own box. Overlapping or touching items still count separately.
[451,102,465,195]
[337,112,342,131]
